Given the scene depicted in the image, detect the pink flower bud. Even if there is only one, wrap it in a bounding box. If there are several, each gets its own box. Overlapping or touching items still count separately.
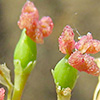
[68,51,100,76]
[39,16,54,37]
[75,32,100,54]
[18,1,54,44]
[85,40,100,54]
[0,88,5,100]
[22,1,39,19]
[18,1,39,36]
[58,25,75,54]
[75,32,93,53]
[18,13,38,30]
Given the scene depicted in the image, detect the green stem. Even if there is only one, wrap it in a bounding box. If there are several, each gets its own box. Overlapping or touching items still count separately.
[11,73,29,100]
[12,29,37,100]
[93,76,100,100]
[7,86,13,100]
[93,58,100,100]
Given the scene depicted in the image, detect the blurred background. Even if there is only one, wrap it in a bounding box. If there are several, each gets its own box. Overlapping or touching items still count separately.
[0,0,100,100]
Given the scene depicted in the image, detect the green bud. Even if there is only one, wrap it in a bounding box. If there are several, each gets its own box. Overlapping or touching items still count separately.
[12,29,37,100]
[52,55,78,89]
[14,29,37,69]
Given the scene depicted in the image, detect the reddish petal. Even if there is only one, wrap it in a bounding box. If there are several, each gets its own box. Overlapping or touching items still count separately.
[22,1,39,19]
[39,16,54,37]
[18,1,39,40]
[25,26,44,44]
[18,13,38,30]
[0,88,5,100]
[68,51,100,76]
[75,32,93,53]
[75,32,100,54]
[58,25,75,54]
[86,40,100,54]
[32,28,44,44]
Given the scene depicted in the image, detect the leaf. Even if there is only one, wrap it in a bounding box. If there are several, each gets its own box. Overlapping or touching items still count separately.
[14,59,36,75]
[0,63,13,88]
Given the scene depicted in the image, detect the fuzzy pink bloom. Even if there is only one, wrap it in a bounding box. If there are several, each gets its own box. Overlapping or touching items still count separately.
[18,13,38,31]
[75,33,92,53]
[0,88,5,100]
[85,40,100,54]
[18,1,39,30]
[18,1,54,44]
[18,1,39,42]
[59,25,100,76]
[22,1,39,19]
[68,51,100,76]
[75,32,100,54]
[18,1,39,43]
[58,25,75,54]
[39,16,54,37]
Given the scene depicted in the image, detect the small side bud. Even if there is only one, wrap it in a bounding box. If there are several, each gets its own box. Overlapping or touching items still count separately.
[0,88,5,100]
[39,16,54,37]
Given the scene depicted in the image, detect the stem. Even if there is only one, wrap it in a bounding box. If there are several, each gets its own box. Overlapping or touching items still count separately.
[56,86,71,100]
[65,54,70,59]
[11,72,29,100]
[93,58,100,100]
[7,86,13,100]
[93,76,100,100]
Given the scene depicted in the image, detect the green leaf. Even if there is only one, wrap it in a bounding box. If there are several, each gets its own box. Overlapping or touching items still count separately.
[14,59,36,75]
[0,63,13,88]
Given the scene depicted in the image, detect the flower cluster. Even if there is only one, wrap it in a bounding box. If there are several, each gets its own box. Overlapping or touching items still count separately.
[18,1,54,44]
[0,88,5,100]
[58,25,100,76]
